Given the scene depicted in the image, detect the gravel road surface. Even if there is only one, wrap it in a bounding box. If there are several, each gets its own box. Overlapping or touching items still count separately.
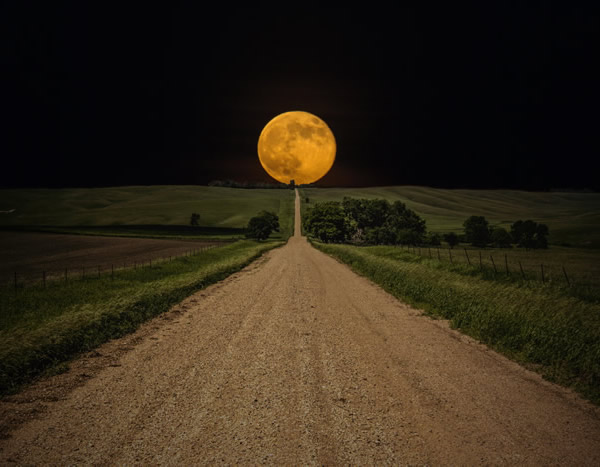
[1,190,599,464]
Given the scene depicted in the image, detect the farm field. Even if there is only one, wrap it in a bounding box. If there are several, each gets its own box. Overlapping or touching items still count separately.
[0,231,220,286]
[300,186,600,248]
[0,185,295,241]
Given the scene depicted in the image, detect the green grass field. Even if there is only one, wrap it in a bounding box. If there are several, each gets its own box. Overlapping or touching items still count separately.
[0,186,295,240]
[313,241,600,404]
[300,186,600,248]
[0,240,283,395]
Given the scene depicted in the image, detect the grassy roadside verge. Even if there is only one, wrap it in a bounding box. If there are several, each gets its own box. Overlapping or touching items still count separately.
[312,242,600,405]
[0,240,282,395]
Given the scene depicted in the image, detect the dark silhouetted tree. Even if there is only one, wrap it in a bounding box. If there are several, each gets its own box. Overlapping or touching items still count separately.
[491,227,513,248]
[443,232,460,248]
[463,216,491,247]
[427,233,442,246]
[511,220,549,249]
[190,212,200,227]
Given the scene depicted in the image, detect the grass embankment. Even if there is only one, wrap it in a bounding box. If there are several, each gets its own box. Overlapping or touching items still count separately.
[0,186,295,241]
[0,240,282,395]
[313,242,600,404]
[300,186,600,248]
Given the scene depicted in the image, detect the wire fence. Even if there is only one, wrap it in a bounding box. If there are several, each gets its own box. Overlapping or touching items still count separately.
[397,244,574,286]
[5,245,218,292]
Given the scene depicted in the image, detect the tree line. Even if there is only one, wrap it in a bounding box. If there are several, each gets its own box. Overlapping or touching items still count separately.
[303,197,549,249]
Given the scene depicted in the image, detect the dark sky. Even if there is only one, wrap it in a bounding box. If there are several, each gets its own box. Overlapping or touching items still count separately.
[2,4,598,190]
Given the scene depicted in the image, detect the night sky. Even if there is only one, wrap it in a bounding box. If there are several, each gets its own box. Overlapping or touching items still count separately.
[2,4,598,190]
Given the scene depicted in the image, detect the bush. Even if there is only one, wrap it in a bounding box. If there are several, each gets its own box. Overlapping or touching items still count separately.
[190,212,200,227]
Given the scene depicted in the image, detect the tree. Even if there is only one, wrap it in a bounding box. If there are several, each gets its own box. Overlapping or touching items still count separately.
[304,201,350,243]
[511,220,549,249]
[245,216,273,240]
[427,233,442,246]
[341,197,427,245]
[342,197,390,231]
[463,216,491,247]
[443,232,459,248]
[190,212,200,227]
[257,210,279,232]
[386,201,427,244]
[491,227,512,248]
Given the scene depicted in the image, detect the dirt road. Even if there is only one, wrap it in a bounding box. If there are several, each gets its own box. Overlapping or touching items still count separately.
[1,190,600,464]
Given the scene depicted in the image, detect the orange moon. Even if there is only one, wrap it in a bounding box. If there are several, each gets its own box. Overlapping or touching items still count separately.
[257,111,336,185]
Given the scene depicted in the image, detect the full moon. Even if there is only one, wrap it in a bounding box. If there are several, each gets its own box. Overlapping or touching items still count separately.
[257,111,336,185]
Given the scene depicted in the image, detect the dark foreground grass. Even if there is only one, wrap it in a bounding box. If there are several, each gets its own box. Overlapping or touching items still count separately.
[0,240,282,395]
[313,242,600,405]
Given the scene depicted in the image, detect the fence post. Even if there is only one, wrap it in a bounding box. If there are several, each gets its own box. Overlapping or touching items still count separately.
[562,265,570,287]
[519,261,525,279]
[540,264,545,283]
[490,255,497,274]
[504,254,509,275]
[464,248,471,265]
[448,248,453,264]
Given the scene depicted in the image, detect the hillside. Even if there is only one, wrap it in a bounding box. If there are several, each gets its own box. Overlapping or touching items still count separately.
[0,186,295,240]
